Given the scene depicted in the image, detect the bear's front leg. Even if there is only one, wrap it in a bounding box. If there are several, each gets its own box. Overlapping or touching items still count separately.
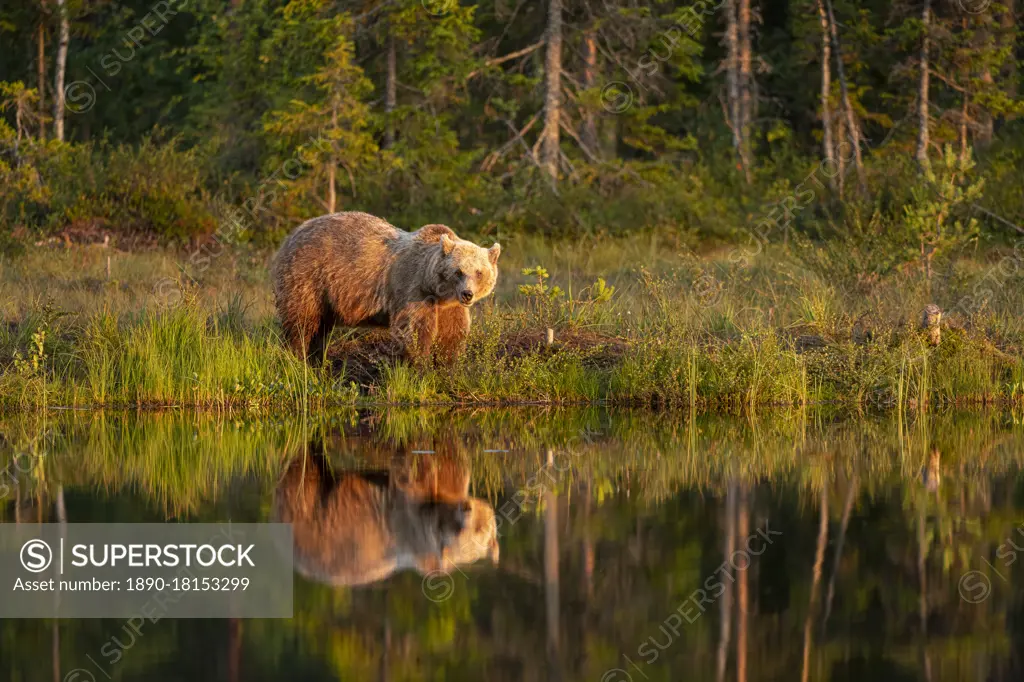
[434,304,471,363]
[391,300,438,363]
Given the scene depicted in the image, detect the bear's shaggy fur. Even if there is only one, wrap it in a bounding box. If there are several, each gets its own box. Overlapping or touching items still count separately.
[272,450,499,586]
[270,211,501,361]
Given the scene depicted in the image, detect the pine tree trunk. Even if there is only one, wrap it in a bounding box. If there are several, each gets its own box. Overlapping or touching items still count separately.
[738,0,753,183]
[823,0,866,193]
[836,114,846,197]
[979,0,1016,145]
[1002,0,1017,103]
[977,69,994,146]
[916,0,931,168]
[543,450,560,664]
[384,31,397,149]
[736,486,749,682]
[917,498,932,682]
[581,27,598,156]
[582,480,594,600]
[959,92,969,167]
[823,475,857,627]
[716,484,737,682]
[37,15,46,140]
[800,488,829,682]
[327,165,336,213]
[53,0,69,141]
[724,0,743,173]
[15,99,24,152]
[328,102,338,213]
[540,0,563,185]
[816,0,835,189]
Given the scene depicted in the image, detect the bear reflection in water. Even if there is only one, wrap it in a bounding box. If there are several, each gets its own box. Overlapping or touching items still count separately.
[273,448,499,587]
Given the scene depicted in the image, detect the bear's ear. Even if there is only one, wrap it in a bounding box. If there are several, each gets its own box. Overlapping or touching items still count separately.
[488,243,501,265]
[440,234,456,256]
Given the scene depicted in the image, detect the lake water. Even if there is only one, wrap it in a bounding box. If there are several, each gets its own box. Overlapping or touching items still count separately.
[1,408,1023,681]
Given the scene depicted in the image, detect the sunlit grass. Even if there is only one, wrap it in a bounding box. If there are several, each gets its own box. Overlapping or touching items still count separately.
[1,237,1022,409]
[0,293,359,410]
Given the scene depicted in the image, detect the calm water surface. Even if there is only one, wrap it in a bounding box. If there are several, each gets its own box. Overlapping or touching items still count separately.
[2,408,1023,681]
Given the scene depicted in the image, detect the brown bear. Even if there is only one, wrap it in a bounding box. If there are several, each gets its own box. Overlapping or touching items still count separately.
[272,448,499,587]
[270,211,501,361]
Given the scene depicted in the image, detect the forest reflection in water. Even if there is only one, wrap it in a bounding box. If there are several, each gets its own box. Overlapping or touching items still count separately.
[0,407,1022,681]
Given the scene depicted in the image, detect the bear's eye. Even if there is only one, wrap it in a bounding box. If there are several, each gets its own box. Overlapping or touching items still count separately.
[455,268,465,279]
[475,270,483,279]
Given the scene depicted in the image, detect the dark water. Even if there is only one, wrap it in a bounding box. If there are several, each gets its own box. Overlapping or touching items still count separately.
[2,408,1024,681]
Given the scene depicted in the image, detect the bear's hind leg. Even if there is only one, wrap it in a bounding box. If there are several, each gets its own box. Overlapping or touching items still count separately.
[279,300,324,361]
[307,308,339,364]
[434,305,471,363]
[282,315,316,359]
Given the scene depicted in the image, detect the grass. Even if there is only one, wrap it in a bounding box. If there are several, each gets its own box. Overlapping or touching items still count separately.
[1,293,358,410]
[1,232,1023,410]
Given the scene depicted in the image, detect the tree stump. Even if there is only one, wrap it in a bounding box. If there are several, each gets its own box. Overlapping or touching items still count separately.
[920,304,942,346]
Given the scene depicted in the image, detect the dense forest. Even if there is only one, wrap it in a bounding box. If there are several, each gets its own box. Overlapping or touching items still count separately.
[0,0,1021,252]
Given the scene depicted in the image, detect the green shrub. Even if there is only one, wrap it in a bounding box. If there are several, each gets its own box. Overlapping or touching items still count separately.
[0,129,216,242]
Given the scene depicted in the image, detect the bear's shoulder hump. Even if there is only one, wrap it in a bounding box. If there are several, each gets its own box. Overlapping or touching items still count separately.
[414,224,457,244]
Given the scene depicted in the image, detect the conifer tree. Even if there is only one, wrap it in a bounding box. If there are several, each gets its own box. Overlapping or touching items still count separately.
[262,0,377,217]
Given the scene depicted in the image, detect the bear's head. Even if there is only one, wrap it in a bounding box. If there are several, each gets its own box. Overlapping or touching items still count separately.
[437,234,501,306]
[416,496,499,573]
[447,497,499,566]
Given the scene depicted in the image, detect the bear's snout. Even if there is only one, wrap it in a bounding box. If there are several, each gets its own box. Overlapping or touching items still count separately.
[459,290,474,305]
